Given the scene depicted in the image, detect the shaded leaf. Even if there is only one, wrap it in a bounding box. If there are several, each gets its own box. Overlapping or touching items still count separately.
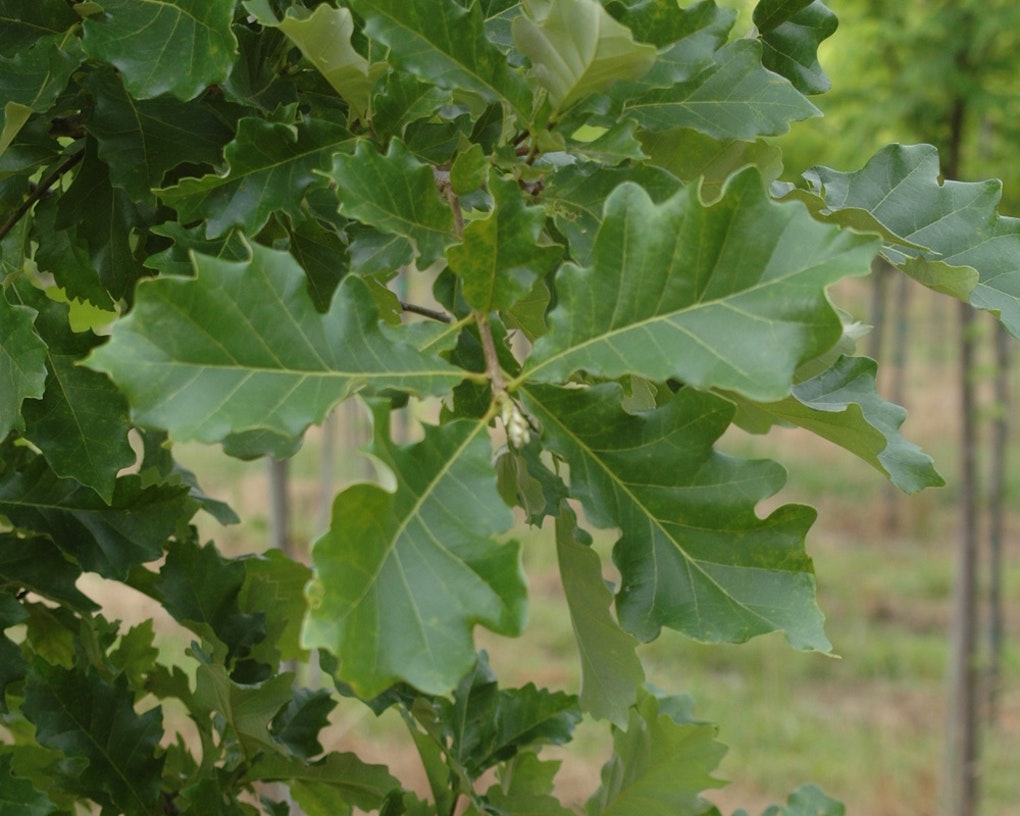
[351,0,533,119]
[328,139,454,267]
[729,356,943,494]
[0,0,77,56]
[270,688,336,759]
[484,753,575,816]
[303,404,527,697]
[0,293,47,439]
[81,0,237,101]
[241,549,313,663]
[521,383,829,650]
[586,688,725,816]
[0,535,98,612]
[524,170,879,402]
[0,455,197,580]
[87,243,463,456]
[621,39,819,138]
[159,117,353,239]
[83,67,238,200]
[371,71,454,143]
[754,0,838,95]
[447,172,562,312]
[760,784,845,816]
[512,0,656,116]
[555,505,643,727]
[797,144,1020,337]
[144,222,251,277]
[22,662,164,816]
[284,219,350,313]
[0,751,55,815]
[245,751,400,812]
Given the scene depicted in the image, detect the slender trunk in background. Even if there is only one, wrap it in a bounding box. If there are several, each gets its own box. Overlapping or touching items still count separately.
[318,410,336,535]
[267,458,291,556]
[884,270,911,532]
[867,257,889,362]
[986,321,1009,725]
[942,87,981,816]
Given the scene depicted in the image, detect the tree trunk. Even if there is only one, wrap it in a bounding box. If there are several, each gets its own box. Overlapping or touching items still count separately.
[986,321,1009,725]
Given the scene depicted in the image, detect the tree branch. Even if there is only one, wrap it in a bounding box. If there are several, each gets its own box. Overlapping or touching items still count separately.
[400,300,452,323]
[0,149,84,243]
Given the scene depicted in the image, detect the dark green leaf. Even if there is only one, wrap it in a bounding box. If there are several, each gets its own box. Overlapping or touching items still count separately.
[87,243,464,455]
[240,549,313,663]
[521,383,830,650]
[158,117,353,239]
[447,172,562,312]
[351,0,533,120]
[244,752,401,812]
[586,688,725,816]
[760,784,845,816]
[555,505,643,728]
[81,0,238,101]
[371,71,454,143]
[83,68,238,200]
[303,404,527,697]
[284,219,349,313]
[0,0,78,56]
[22,662,164,816]
[0,534,98,613]
[0,753,54,816]
[143,222,251,277]
[270,688,337,759]
[524,171,879,401]
[0,456,197,580]
[30,196,114,310]
[484,752,575,816]
[0,292,47,439]
[754,0,838,95]
[328,138,454,267]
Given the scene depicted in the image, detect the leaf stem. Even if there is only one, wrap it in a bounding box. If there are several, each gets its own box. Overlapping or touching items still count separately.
[474,309,507,399]
[0,149,84,243]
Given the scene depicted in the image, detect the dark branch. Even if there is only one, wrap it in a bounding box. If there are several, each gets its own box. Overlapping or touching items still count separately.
[0,149,84,243]
[400,300,453,324]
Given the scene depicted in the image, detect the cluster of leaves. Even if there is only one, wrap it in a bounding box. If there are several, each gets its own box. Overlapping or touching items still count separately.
[3,0,1020,814]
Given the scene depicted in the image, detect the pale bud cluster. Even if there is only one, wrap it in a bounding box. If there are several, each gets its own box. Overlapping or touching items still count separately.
[500,397,532,448]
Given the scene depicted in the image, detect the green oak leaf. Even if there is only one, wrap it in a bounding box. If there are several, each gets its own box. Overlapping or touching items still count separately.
[0,455,197,580]
[521,383,830,650]
[221,24,297,112]
[81,0,237,101]
[11,280,138,502]
[621,39,819,138]
[328,139,454,267]
[447,172,563,312]
[0,753,54,815]
[523,170,879,402]
[538,160,680,265]
[144,222,250,277]
[512,0,656,116]
[638,127,783,204]
[0,36,82,157]
[0,535,99,612]
[0,591,28,714]
[245,1,386,117]
[239,549,313,663]
[798,144,1020,337]
[606,0,736,52]
[484,752,575,816]
[243,752,400,812]
[555,504,643,728]
[155,539,266,665]
[270,687,336,759]
[0,0,77,56]
[371,71,454,144]
[283,219,350,314]
[759,784,846,816]
[350,0,533,119]
[0,293,47,440]
[568,120,647,166]
[754,0,838,95]
[444,652,581,776]
[86,243,463,455]
[586,687,725,816]
[729,356,943,494]
[22,662,164,816]
[83,68,238,200]
[192,660,295,759]
[303,404,527,697]
[158,117,353,239]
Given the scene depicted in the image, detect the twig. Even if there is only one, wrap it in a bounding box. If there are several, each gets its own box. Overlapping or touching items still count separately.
[400,300,452,323]
[0,149,84,242]
[473,309,506,398]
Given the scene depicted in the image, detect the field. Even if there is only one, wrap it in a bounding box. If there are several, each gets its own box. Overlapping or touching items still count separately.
[82,285,1020,816]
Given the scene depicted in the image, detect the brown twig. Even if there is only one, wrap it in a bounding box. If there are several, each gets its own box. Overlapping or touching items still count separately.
[0,149,84,243]
[400,300,452,324]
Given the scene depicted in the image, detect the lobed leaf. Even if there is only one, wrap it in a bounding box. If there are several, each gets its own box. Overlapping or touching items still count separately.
[81,0,238,101]
[753,0,838,95]
[512,0,657,116]
[524,169,879,402]
[351,0,533,120]
[0,294,47,440]
[303,404,527,697]
[86,243,464,456]
[521,383,830,650]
